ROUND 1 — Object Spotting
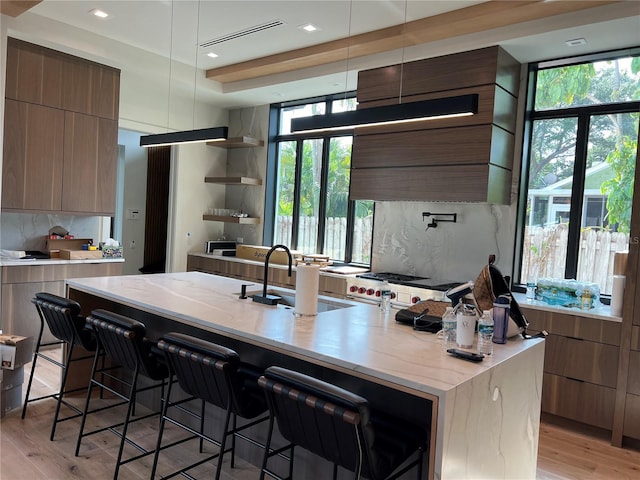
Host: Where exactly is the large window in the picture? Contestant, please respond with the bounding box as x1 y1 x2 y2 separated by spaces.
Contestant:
267 94 373 264
517 49 640 295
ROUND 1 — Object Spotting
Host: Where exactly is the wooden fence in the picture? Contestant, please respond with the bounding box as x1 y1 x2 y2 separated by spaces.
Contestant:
275 215 373 263
521 224 629 294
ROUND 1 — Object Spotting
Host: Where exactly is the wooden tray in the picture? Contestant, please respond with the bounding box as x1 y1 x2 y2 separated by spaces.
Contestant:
59 249 103 260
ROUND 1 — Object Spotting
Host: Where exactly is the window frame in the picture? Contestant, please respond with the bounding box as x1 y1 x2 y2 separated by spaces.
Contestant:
264 92 372 265
514 48 640 291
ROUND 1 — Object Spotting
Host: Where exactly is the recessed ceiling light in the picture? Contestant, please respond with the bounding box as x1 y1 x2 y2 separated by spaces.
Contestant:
89 8 109 19
565 38 587 47
299 23 321 33
207 52 219 59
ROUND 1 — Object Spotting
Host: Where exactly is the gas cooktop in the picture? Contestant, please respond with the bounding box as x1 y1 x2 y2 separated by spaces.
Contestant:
356 272 462 292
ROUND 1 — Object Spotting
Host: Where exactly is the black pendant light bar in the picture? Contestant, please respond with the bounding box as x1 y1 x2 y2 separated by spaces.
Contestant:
140 126 229 147
290 94 479 134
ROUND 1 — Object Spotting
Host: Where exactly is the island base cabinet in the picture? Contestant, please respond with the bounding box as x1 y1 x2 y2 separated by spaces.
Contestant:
542 373 616 430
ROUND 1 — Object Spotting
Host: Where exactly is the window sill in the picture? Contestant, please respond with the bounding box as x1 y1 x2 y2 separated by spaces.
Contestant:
515 292 621 323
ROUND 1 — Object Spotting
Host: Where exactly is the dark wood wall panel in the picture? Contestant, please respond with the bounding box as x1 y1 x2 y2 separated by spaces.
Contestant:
142 146 171 273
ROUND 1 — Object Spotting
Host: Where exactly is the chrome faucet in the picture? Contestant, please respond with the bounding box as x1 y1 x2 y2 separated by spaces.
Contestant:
251 244 293 305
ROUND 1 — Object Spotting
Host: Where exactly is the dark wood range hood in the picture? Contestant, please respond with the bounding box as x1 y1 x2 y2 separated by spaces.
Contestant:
350 46 520 205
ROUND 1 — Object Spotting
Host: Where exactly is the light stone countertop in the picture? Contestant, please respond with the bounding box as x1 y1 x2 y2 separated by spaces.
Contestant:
65 271 545 479
0 257 125 267
66 271 540 397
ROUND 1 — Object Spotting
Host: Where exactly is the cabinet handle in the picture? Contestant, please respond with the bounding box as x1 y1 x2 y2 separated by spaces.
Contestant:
566 336 584 341
566 376 585 383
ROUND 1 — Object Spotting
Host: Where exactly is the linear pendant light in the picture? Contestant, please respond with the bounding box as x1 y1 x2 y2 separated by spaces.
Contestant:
139 126 228 147
290 94 479 134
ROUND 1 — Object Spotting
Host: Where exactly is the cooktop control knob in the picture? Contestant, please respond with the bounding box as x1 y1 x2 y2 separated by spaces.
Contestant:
349 285 358 293
366 288 375 296
375 290 381 297
391 292 397 299
358 287 366 294
411 296 421 304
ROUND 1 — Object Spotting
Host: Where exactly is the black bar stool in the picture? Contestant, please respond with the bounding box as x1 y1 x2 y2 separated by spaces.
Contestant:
22 292 98 440
258 366 428 480
74 309 169 479
151 332 269 480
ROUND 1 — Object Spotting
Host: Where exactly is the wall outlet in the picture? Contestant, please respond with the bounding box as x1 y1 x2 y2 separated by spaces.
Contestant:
126 208 141 220
237 237 243 244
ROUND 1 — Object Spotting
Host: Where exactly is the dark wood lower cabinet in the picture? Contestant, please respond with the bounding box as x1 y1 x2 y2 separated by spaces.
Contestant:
623 394 640 439
542 373 617 430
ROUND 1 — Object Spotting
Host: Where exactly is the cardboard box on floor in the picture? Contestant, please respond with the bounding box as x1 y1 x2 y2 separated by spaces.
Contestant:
0 334 33 370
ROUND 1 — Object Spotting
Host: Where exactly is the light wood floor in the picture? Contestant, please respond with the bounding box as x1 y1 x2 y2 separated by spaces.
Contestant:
2 348 639 479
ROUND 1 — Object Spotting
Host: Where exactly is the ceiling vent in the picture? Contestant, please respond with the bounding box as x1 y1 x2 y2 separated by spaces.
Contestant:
199 20 286 48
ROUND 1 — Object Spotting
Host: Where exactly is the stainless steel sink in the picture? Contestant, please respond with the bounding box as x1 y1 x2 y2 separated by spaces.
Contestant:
242 289 356 312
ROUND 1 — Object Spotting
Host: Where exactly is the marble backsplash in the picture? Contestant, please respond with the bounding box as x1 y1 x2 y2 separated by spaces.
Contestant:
371 201 516 283
0 213 103 252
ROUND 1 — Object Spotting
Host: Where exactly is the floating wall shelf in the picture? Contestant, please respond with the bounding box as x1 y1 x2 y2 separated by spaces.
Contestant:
206 136 264 149
202 215 261 224
204 176 262 186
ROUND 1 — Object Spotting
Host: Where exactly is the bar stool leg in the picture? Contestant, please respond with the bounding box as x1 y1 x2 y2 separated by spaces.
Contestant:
214 406 233 480
49 342 75 440
113 367 141 480
230 413 237 468
21 324 46 420
150 372 175 480
75 347 102 457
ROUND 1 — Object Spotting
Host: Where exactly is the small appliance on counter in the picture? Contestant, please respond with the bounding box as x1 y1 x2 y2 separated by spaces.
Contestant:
204 240 237 256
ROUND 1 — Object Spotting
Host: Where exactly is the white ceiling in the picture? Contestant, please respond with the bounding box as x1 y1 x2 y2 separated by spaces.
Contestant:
17 1 640 109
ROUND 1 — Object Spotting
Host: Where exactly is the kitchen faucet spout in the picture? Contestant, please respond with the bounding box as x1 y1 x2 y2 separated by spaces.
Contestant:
251 244 293 305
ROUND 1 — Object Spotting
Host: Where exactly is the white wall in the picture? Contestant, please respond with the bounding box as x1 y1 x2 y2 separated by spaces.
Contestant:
117 129 147 275
166 140 228 273
224 105 270 246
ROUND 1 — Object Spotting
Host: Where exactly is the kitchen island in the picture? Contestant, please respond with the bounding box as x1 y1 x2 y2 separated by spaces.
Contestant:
66 271 544 480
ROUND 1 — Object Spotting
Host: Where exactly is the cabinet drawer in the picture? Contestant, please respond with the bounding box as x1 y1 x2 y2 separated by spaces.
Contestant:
542 373 616 429
627 351 640 396
544 335 618 387
632 325 640 351
623 394 640 440
521 306 621 346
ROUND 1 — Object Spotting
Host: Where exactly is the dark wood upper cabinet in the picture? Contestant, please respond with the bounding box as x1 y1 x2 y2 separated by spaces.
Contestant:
351 46 520 204
1 99 64 211
5 37 63 108
2 37 120 215
5 37 120 121
62 112 117 214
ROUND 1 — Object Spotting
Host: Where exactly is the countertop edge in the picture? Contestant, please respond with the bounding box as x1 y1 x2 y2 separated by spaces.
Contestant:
0 257 125 267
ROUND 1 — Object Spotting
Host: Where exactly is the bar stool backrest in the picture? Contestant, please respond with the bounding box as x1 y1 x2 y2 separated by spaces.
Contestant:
157 332 241 411
32 292 94 349
259 366 375 477
87 309 166 381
